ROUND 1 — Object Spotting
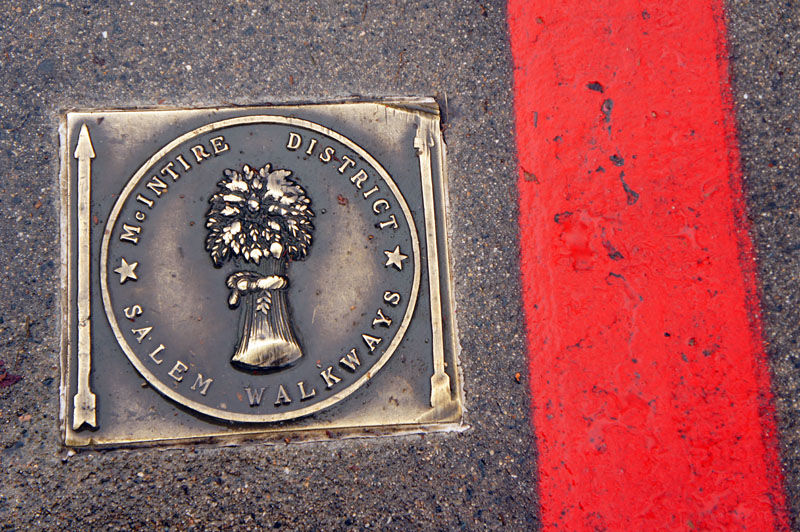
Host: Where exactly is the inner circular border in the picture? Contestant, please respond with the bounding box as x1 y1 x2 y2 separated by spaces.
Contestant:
100 115 421 422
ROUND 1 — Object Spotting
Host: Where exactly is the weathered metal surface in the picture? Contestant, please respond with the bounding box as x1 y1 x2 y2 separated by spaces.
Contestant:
60 100 462 446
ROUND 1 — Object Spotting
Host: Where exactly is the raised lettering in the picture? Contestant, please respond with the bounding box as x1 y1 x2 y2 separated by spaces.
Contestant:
131 326 152 343
190 144 211 163
319 146 335 163
210 136 229 155
383 291 401 306
244 386 266 406
274 384 292 406
339 348 361 372
175 154 191 170
160 161 180 181
120 223 142 244
168 360 188 382
146 175 168 197
320 366 342 389
148 344 165 365
297 381 316 400
286 132 302 150
135 210 146 222
349 169 369 189
191 374 213 395
123 304 143 319
338 155 356 173
372 199 390 214
362 185 380 199
362 334 382 352
361 334 382 353
378 214 399 230
372 308 392 328
136 194 154 208
305 137 318 155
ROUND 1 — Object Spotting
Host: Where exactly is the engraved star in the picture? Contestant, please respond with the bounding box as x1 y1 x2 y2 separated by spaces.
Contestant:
114 257 139 284
383 245 408 271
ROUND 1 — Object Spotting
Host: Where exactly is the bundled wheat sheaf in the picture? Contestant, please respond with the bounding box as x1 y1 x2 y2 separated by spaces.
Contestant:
205 163 314 267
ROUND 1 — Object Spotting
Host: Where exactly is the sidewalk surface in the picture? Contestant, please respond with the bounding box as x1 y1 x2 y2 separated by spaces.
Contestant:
0 1 799 531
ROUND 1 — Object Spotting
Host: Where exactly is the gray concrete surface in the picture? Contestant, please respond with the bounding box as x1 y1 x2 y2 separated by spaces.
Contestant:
728 1 800 528
0 1 537 530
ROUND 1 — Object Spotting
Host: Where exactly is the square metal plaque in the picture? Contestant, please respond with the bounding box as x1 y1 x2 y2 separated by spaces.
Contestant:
59 99 463 447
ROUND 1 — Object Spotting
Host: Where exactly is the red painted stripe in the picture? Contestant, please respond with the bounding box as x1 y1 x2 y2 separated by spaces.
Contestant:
508 1 789 530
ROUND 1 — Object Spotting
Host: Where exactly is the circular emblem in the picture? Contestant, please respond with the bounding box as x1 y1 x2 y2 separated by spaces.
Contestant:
100 116 420 422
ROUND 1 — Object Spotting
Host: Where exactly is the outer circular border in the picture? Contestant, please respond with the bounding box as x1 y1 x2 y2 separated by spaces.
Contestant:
100 115 421 422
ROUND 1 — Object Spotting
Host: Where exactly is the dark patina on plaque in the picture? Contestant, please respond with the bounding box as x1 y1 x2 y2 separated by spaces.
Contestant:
60 100 463 446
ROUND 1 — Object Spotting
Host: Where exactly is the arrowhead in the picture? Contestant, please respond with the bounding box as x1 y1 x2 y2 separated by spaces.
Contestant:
72 391 97 430
74 123 95 160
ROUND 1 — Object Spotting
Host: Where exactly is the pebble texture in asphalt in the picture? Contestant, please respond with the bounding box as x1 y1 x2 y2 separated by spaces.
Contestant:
728 1 800 527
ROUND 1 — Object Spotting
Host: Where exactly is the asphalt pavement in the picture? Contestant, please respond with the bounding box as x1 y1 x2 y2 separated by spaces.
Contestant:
0 1 537 530
728 0 800 527
0 0 799 530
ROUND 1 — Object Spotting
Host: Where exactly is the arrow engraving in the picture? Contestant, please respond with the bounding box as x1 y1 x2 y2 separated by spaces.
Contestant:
73 123 97 430
415 116 460 422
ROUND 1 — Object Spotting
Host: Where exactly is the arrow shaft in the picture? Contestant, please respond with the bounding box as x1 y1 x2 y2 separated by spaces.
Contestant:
416 118 450 405
73 126 97 430
77 157 91 380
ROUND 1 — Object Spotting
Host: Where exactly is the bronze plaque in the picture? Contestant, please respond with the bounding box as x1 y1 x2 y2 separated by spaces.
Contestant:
59 100 463 446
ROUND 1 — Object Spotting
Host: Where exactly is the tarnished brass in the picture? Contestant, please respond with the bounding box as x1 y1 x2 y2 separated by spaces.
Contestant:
60 100 463 447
